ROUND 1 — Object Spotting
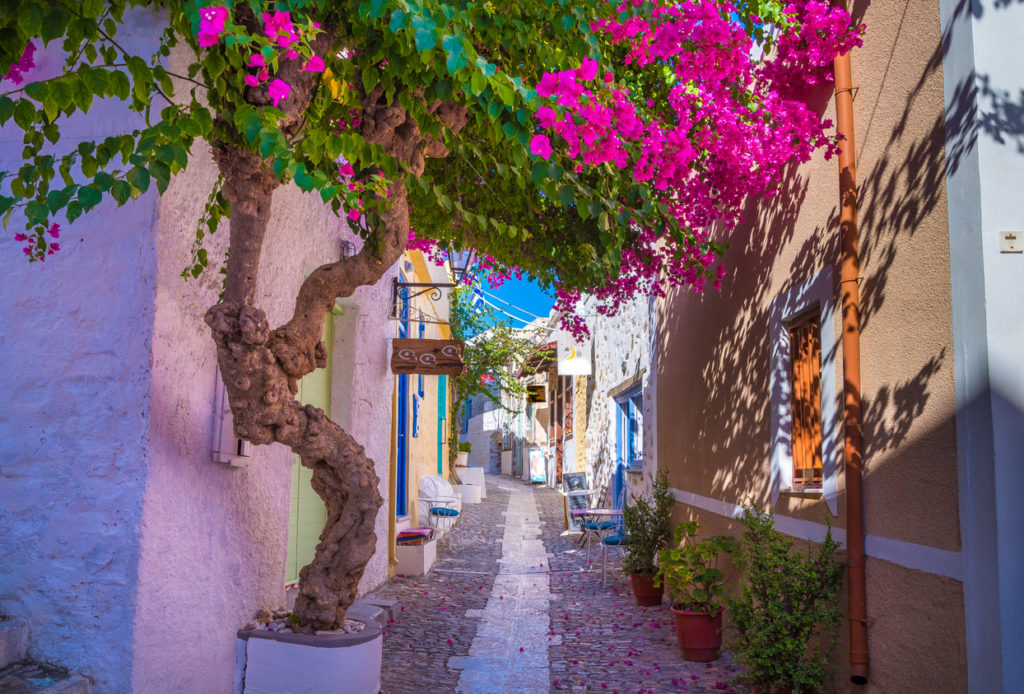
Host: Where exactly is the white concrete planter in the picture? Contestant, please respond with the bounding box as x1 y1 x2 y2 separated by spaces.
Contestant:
455 451 469 466
500 451 513 476
454 484 482 504
236 621 382 694
455 466 486 497
395 538 437 576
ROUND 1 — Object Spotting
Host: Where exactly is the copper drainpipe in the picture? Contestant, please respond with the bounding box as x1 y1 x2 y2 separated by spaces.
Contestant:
834 35 869 685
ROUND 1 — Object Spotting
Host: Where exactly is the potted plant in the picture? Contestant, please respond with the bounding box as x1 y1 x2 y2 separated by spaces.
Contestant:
725 507 844 694
455 440 472 467
620 473 674 606
655 521 736 661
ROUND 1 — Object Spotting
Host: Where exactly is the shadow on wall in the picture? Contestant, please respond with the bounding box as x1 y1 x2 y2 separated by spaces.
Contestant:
653 0 1024 506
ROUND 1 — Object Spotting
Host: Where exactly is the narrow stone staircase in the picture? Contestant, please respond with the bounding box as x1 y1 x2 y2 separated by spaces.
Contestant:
0 619 90 694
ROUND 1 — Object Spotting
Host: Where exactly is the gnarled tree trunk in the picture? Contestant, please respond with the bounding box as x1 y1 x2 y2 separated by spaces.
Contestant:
203 87 467 630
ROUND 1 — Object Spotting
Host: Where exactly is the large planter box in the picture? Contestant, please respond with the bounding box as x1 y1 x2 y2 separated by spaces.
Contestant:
395 538 437 576
236 621 382 694
456 466 486 497
454 484 482 504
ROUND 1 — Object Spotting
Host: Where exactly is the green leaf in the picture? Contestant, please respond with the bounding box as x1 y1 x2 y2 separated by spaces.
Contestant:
442 35 466 75
389 10 406 32
557 184 574 208
0 97 14 124
81 0 105 18
127 167 150 194
110 179 131 205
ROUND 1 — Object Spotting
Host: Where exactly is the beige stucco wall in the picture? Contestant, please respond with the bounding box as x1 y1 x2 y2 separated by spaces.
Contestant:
656 0 964 689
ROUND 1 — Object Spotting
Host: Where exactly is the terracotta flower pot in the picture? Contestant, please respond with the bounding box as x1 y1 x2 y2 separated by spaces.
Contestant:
629 573 664 606
670 604 723 662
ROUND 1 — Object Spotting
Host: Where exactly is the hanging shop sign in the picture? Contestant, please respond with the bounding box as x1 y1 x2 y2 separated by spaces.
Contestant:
390 339 465 376
557 330 592 375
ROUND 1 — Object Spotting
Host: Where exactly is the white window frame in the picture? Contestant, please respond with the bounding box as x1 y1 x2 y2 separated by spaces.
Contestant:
768 266 839 515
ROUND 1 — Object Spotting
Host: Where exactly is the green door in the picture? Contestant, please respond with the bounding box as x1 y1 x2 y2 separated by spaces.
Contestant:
285 319 332 586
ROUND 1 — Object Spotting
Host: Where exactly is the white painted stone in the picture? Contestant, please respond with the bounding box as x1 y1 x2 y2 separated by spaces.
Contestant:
239 629 382 694
456 466 486 497
395 539 437 577
455 484 483 504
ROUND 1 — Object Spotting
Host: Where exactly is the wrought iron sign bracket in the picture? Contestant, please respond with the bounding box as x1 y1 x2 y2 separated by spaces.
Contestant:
391 277 456 320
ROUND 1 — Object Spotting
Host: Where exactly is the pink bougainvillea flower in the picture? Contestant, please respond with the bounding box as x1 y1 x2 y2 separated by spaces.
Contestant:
243 75 260 87
347 208 361 222
2 41 35 85
530 134 552 160
578 56 599 82
257 68 269 82
339 162 354 177
197 5 229 47
47 223 59 239
536 72 559 98
262 10 298 48
534 106 558 130
247 53 265 68
302 56 325 72
267 78 291 106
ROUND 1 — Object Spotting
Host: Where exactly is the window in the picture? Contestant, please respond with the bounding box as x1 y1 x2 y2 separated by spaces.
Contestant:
616 389 643 471
788 311 823 488
768 267 839 514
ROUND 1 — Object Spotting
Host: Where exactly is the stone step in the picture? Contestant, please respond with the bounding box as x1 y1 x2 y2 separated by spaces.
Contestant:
0 621 27 670
0 661 90 694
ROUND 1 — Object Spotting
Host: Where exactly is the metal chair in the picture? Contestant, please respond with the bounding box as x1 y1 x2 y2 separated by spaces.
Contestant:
417 475 462 549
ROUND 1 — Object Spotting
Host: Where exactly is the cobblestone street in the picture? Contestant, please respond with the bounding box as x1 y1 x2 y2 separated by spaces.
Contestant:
374 475 741 693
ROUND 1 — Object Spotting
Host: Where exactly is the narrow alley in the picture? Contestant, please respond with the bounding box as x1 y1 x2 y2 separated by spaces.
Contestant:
374 476 740 693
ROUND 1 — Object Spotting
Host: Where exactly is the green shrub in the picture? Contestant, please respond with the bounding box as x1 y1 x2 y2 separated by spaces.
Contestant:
457 441 472 454
655 522 735 613
620 472 674 575
726 507 844 693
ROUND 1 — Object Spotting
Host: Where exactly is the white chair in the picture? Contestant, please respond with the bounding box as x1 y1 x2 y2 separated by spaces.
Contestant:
418 475 462 549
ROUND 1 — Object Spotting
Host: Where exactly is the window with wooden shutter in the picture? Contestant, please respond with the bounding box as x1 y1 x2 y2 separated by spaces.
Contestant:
788 311 823 488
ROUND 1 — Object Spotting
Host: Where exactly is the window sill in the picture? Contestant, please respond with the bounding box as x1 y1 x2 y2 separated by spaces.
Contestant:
626 467 644 476
780 487 823 499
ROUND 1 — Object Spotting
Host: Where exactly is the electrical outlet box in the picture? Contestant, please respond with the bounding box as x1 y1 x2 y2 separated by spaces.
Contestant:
999 230 1022 253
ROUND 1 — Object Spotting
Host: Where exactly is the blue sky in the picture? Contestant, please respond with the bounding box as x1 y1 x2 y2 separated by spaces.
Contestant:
477 274 555 327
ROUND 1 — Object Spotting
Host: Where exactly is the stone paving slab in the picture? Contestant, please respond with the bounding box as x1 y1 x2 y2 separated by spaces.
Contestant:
374 477 745 693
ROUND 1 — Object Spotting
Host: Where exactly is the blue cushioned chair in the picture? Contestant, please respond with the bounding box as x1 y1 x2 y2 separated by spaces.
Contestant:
418 475 462 549
601 532 630 586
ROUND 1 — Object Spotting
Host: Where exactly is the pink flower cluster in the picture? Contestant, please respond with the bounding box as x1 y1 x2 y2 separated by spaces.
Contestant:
14 223 60 262
2 41 36 85
196 5 325 107
528 0 861 339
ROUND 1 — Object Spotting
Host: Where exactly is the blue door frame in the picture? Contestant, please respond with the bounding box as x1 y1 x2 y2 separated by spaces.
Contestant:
396 281 410 517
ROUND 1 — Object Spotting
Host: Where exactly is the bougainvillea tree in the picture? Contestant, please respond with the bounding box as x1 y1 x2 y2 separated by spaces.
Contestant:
0 0 860 628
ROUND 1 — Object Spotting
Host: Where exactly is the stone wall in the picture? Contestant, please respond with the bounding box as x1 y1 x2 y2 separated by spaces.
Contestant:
582 295 658 505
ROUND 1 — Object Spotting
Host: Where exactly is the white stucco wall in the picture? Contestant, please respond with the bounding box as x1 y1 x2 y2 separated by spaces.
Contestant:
0 9 396 691
582 295 658 504
464 397 502 473
940 0 1024 689
0 11 164 692
132 150 395 692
